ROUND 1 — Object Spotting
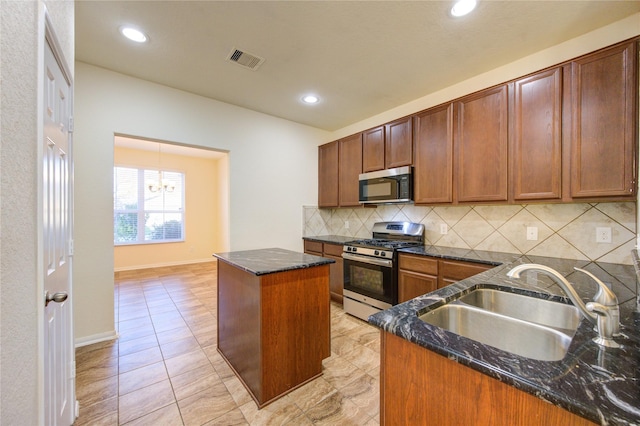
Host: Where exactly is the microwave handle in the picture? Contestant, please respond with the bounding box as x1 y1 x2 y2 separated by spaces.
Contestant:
342 252 393 268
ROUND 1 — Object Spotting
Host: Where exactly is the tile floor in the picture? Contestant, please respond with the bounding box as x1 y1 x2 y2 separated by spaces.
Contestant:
75 262 381 425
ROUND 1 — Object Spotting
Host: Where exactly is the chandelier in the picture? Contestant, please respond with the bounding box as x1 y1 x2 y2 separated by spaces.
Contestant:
146 143 175 193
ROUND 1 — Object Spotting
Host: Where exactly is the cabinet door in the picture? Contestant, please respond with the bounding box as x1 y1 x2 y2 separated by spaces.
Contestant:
454 85 509 202
570 41 637 198
513 68 563 200
339 133 363 206
362 126 385 172
385 116 413 169
414 104 454 204
323 243 344 303
398 270 438 303
318 141 339 207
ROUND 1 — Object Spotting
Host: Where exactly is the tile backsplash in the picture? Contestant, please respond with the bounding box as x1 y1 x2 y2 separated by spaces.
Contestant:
303 202 637 265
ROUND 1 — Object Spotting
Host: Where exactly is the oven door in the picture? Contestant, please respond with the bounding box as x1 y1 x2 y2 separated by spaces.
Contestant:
342 252 396 305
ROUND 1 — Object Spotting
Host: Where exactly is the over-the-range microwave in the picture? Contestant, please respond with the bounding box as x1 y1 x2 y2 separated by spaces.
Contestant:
359 166 412 204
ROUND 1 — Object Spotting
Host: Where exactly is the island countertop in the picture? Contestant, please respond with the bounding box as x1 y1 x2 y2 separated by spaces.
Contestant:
213 247 335 276
370 253 640 425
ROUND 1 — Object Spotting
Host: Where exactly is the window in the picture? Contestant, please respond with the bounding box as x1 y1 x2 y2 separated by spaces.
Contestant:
114 166 185 245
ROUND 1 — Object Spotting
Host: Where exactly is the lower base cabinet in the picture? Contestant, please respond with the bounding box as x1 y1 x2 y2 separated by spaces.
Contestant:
304 240 344 303
398 253 492 303
380 331 596 426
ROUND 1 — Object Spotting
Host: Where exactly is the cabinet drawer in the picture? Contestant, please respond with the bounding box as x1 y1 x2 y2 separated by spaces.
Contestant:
323 243 344 257
440 260 490 281
399 254 438 275
304 241 323 255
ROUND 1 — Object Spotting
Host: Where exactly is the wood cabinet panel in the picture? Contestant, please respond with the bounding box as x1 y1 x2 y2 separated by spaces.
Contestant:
304 241 344 304
513 67 563 200
440 259 491 282
381 331 597 426
455 85 509 202
399 254 438 275
318 141 339 207
303 240 323 255
398 269 438 303
570 41 637 198
362 126 385 172
385 116 413 169
413 104 454 204
338 133 363 206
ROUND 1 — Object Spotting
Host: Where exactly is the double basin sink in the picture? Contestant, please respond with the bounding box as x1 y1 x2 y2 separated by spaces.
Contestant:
419 288 582 361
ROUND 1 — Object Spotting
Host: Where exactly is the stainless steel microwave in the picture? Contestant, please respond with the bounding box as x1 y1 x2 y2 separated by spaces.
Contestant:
359 166 412 204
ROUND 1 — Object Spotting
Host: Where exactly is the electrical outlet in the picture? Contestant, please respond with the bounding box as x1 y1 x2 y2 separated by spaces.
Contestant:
440 224 448 235
526 226 538 241
344 220 349 229
596 227 611 243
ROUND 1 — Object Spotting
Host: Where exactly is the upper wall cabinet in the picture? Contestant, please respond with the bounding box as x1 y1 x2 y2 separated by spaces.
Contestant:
570 41 637 199
318 141 339 207
512 67 564 201
385 117 413 169
454 85 509 203
413 104 454 204
362 126 385 172
362 117 413 172
338 133 363 207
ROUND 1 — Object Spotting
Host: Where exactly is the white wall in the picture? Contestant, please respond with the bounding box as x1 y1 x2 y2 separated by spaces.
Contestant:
73 63 330 342
0 1 74 424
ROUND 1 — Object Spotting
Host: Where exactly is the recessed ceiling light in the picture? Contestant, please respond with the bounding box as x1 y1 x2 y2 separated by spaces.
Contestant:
451 0 477 17
302 95 320 104
119 26 148 43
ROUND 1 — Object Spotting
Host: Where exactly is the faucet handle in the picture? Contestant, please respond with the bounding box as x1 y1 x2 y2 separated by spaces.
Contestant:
573 267 618 306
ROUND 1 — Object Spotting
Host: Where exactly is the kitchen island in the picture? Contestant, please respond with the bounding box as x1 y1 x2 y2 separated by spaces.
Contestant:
213 248 334 408
370 249 640 425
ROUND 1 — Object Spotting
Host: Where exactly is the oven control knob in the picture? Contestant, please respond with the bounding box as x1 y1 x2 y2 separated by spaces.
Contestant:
381 252 386 257
374 250 380 256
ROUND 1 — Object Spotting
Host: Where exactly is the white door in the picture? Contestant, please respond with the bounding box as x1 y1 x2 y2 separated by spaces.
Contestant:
43 34 75 425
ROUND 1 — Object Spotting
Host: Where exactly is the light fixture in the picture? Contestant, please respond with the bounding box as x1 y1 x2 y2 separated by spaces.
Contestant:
451 0 477 17
146 144 175 193
119 25 148 43
302 94 320 104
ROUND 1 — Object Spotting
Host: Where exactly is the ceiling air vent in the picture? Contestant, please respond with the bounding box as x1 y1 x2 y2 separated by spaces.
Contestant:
226 48 265 71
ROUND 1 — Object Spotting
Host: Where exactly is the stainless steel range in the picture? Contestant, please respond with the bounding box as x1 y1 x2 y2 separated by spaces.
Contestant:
342 222 425 321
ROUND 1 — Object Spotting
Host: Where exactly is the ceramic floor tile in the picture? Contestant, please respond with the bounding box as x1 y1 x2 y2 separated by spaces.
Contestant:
118 379 176 424
75 262 380 425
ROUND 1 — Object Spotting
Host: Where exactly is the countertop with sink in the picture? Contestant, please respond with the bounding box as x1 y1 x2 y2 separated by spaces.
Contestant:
304 236 640 424
370 248 640 425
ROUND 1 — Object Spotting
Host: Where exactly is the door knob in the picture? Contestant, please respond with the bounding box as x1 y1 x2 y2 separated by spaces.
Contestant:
45 291 68 307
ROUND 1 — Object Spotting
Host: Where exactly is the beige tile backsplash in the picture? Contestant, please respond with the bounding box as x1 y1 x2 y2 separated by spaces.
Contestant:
303 202 637 265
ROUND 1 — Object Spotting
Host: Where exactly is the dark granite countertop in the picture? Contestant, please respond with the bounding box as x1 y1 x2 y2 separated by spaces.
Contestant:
213 247 334 276
370 252 640 425
302 235 356 245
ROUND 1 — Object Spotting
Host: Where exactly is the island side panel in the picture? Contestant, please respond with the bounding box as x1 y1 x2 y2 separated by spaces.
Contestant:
217 259 263 402
260 264 330 404
380 331 596 426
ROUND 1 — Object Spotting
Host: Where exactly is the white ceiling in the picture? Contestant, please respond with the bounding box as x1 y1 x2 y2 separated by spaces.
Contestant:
76 1 640 132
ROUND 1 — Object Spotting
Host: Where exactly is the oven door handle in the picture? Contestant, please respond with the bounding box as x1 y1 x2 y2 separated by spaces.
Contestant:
342 252 393 268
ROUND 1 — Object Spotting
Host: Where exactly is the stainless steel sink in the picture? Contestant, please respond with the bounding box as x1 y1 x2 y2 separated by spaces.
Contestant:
419 289 582 361
457 289 581 334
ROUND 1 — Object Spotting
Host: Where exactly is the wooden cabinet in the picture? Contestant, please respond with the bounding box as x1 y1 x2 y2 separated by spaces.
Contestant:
362 126 385 172
217 258 330 408
512 67 564 201
338 133 363 206
454 84 509 203
570 41 637 199
398 253 492 303
413 103 454 204
304 240 344 303
380 331 597 426
363 117 413 172
385 116 413 169
318 135 362 208
398 255 438 303
318 141 339 207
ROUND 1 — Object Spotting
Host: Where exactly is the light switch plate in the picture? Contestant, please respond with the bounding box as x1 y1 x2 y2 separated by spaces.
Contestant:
526 226 538 241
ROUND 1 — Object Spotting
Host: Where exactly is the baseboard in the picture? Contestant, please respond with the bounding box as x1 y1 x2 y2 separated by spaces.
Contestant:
74 330 118 348
114 258 216 272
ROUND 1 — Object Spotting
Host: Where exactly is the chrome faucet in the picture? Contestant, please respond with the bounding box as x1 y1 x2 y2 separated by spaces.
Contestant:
507 264 620 348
